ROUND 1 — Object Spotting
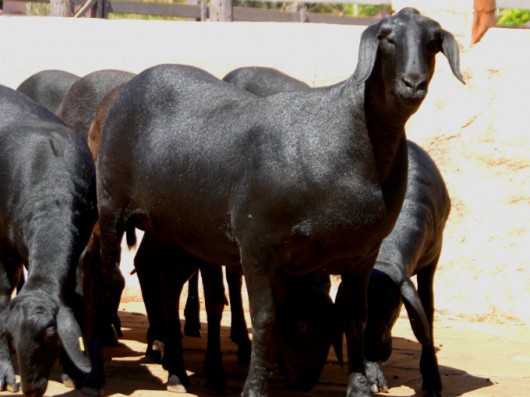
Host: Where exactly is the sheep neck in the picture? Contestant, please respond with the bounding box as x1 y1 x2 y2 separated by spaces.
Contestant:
23 274 62 297
362 77 418 183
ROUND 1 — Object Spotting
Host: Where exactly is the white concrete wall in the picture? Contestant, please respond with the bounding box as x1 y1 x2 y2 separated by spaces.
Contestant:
393 0 475 46
0 17 366 89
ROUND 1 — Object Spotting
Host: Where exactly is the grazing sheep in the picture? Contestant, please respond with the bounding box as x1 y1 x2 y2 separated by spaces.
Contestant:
266 272 337 391
82 83 130 346
96 8 463 397
16 69 80 113
75 80 133 349
0 84 97 397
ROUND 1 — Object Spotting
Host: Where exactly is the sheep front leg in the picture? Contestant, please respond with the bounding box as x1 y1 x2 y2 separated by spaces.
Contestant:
240 255 275 397
0 257 21 392
341 272 372 397
0 259 19 393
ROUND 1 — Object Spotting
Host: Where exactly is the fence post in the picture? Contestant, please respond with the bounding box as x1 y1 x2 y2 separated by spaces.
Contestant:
200 0 208 21
93 0 102 17
209 0 232 21
299 5 307 22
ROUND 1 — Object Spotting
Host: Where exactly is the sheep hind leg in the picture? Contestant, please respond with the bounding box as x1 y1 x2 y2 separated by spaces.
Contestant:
417 258 442 397
201 263 229 395
226 268 251 364
138 236 192 393
183 271 202 337
135 236 166 364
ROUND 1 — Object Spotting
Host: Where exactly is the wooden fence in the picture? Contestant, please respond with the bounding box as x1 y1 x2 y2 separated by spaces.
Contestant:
3 0 530 24
3 0 391 24
92 0 385 24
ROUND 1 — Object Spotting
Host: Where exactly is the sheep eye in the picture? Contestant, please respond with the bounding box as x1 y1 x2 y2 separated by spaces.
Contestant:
427 38 442 53
378 35 395 47
377 27 392 42
43 325 58 342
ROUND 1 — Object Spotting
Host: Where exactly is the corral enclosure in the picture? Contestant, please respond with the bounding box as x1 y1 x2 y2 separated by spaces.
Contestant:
0 16 529 396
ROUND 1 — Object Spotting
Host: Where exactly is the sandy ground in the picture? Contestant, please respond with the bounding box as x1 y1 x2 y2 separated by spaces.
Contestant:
15 299 529 397
0 15 529 397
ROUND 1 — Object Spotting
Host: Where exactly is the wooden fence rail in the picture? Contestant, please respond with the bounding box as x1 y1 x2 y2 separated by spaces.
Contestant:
3 0 393 23
3 0 530 24
102 0 382 23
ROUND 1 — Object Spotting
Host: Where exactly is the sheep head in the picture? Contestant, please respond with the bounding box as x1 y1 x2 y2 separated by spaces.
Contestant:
1 291 90 397
353 7 465 111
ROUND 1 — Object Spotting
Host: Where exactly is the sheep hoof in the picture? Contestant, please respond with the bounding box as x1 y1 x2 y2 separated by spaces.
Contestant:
166 375 187 393
81 386 103 396
61 373 76 389
369 383 389 393
422 390 442 397
346 373 371 397
6 382 20 393
184 324 201 338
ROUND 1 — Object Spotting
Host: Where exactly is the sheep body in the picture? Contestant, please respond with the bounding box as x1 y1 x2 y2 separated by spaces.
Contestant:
224 66 450 396
16 69 80 113
96 8 463 397
223 66 310 96
56 69 134 141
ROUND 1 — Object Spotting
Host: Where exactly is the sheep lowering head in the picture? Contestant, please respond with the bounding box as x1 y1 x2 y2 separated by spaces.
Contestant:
95 7 463 397
0 84 96 397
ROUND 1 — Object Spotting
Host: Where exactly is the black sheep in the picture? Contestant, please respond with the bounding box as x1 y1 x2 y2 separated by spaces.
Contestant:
16 69 80 113
223 66 451 396
0 84 97 397
362 140 450 396
96 8 463 397
56 69 134 141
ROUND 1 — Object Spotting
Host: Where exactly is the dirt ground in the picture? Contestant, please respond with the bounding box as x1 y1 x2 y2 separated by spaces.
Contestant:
0 15 529 397
26 297 528 397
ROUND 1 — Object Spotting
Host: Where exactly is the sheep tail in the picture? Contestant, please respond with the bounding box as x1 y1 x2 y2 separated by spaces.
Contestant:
125 225 137 249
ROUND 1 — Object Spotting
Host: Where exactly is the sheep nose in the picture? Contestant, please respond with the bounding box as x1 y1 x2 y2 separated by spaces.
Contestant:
401 74 427 92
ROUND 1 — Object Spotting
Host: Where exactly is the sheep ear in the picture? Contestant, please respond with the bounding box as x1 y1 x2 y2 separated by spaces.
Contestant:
440 30 466 85
352 21 384 85
400 280 432 346
57 306 92 374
